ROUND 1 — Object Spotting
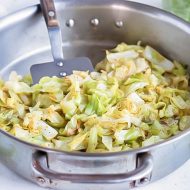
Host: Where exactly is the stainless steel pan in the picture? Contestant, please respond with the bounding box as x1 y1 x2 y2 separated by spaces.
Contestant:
0 1 190 189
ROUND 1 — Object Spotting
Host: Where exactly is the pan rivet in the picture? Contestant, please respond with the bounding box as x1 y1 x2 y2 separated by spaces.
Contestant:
48 11 55 17
57 62 64 67
60 72 67 77
36 177 46 184
140 177 149 185
66 19 75 27
115 21 123 28
90 18 99 26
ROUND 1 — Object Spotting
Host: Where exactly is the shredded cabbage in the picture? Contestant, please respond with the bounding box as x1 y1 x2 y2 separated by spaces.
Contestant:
0 42 190 152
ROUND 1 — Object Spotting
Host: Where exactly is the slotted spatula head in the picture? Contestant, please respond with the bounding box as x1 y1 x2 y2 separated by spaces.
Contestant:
30 0 94 84
31 57 94 84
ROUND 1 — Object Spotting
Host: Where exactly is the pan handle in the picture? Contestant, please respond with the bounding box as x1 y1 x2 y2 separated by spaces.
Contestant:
32 152 153 185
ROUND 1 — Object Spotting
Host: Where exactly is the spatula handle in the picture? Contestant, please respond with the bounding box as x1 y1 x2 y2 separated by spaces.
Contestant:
40 0 59 28
40 0 64 65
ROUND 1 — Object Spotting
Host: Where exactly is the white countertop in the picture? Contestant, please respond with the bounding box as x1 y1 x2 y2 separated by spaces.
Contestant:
1 0 190 190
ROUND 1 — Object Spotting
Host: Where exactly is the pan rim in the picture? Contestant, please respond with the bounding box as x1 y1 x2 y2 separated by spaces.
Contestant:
1 0 190 157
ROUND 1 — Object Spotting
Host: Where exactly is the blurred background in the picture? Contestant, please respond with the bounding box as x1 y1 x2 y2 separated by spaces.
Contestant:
132 0 190 22
163 0 190 22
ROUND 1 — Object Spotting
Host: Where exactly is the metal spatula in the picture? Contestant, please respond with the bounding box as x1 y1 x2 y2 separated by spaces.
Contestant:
30 0 94 84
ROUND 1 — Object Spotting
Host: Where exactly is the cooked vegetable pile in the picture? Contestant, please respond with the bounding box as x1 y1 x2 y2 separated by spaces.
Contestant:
0 43 190 152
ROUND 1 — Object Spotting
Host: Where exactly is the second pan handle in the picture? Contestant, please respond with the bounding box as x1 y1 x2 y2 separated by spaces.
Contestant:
32 152 153 185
